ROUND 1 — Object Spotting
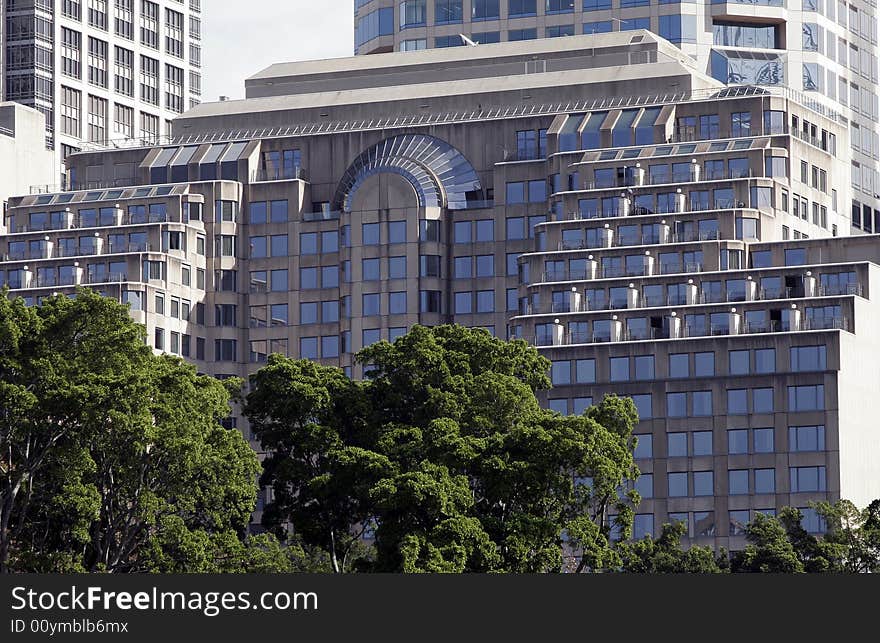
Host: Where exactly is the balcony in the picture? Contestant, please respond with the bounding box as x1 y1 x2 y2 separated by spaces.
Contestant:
251 166 308 182
302 210 342 222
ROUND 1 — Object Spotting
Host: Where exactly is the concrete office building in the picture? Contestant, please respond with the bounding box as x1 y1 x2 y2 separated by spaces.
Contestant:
0 101 56 206
1 0 202 182
1 34 878 546
354 0 880 234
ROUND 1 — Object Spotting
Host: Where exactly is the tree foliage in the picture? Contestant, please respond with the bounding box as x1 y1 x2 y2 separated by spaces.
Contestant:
0 289 290 573
732 502 880 573
246 325 641 572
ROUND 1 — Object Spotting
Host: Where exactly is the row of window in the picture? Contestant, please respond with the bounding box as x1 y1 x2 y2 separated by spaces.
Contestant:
550 347 825 388
630 466 827 500
60 86 179 145
60 1 197 60
629 426 826 459
629 505 826 540
546 384 825 418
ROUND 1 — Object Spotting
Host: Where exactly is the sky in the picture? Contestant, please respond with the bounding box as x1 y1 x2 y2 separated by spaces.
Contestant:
202 1 354 102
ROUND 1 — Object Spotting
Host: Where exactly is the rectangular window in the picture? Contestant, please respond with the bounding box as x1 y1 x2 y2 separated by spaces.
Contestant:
729 470 749 495
788 385 824 411
693 471 714 497
789 425 826 452
728 429 749 455
114 46 134 96
87 37 108 88
87 95 107 143
790 345 826 372
790 466 826 492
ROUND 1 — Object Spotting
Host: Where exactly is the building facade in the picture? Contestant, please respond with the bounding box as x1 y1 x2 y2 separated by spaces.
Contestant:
0 101 56 207
1 34 878 547
1 0 202 182
354 0 880 236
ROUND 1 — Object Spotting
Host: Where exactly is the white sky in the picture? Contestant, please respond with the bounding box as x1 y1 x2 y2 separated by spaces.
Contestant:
202 0 354 102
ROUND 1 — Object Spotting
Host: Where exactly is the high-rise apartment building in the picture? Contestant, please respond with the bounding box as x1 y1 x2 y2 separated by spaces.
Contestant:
2 34 879 547
354 0 880 235
1 0 202 181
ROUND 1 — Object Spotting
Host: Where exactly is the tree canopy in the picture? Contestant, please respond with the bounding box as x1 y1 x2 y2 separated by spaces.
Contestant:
245 324 641 573
0 288 291 573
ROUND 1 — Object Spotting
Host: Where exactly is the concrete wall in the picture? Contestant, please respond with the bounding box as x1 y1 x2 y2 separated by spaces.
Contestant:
836 264 880 509
0 103 55 210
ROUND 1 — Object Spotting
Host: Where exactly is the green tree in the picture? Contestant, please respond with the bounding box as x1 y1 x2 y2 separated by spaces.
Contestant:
244 357 391 573
247 325 640 573
617 521 727 573
1 289 266 573
732 512 805 573
813 499 880 573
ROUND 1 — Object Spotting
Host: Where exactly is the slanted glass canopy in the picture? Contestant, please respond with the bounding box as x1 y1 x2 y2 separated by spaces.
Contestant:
334 134 481 212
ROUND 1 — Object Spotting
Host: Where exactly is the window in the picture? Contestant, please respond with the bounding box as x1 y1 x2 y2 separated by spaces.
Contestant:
669 353 689 378
61 28 82 79
668 472 688 497
633 514 654 540
693 391 713 417
476 290 494 313
633 434 652 459
575 359 596 383
729 470 749 495
728 389 748 415
729 350 750 375
728 429 749 455
632 394 652 419
363 293 381 316
753 388 774 413
140 55 159 105
785 248 807 266
475 255 493 278
694 471 714 496
472 0 500 20
668 433 687 457
659 14 697 44
165 63 184 113
300 232 319 255
389 292 407 315
790 466 826 492
506 181 526 204
419 290 442 313
60 87 82 137
755 469 776 494
164 8 183 57
610 357 629 382
300 337 318 360
214 339 237 362
390 256 408 280
788 385 824 411
436 0 464 23
634 355 654 381
362 223 381 245
755 349 775 374
754 428 775 453
729 510 750 536
362 258 381 281
694 352 715 377
551 361 571 385
635 474 653 499
789 425 825 452
271 270 287 291
86 94 107 143
381 220 405 244
692 431 713 456
790 345 826 372
667 393 687 417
